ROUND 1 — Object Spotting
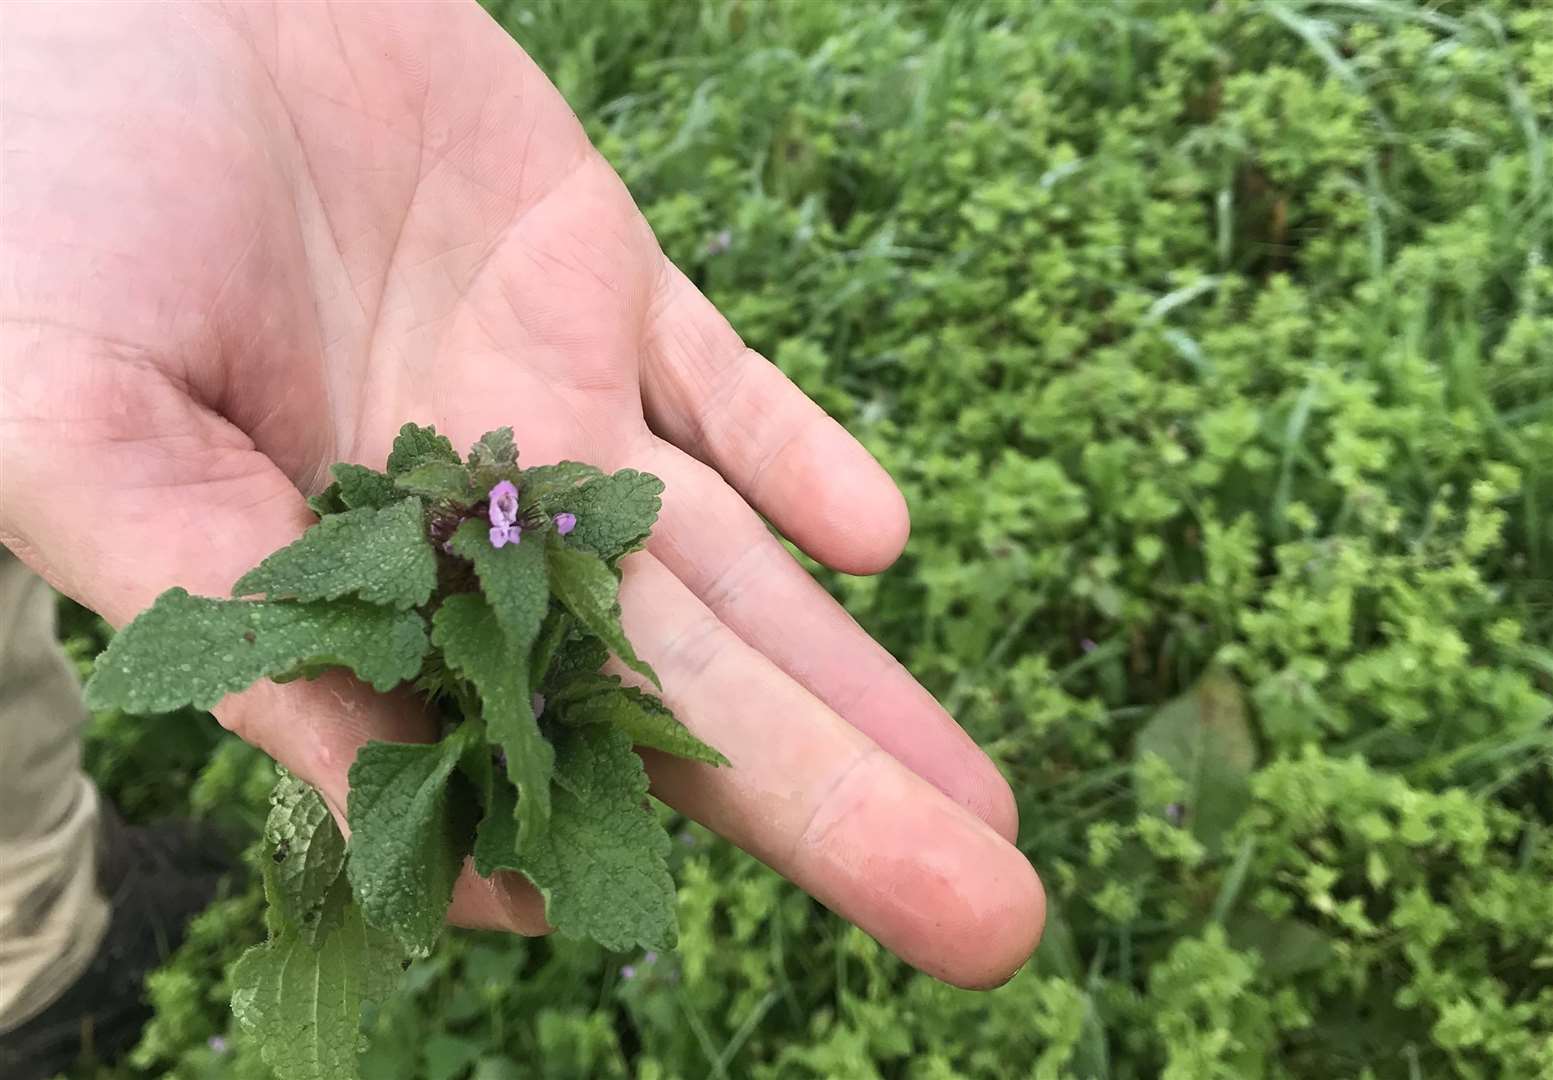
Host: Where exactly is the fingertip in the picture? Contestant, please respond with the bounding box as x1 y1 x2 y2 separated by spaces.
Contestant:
778 416 910 575
895 820 1045 990
798 750 1045 989
945 854 1046 990
842 453 912 575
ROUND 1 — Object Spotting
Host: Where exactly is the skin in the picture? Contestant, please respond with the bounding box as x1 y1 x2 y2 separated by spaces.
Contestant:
0 0 1043 988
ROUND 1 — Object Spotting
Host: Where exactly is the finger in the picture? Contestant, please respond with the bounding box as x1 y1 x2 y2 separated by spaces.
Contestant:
634 438 1019 841
0 355 547 934
640 262 909 575
616 553 1044 989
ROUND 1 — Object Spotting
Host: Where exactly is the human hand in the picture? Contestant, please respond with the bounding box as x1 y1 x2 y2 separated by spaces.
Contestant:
0 0 1042 987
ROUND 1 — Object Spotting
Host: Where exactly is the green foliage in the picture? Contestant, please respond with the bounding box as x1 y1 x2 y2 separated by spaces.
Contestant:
449 520 550 652
433 593 554 847
557 470 664 562
233 499 437 609
345 732 476 957
72 1 1553 1077
552 675 727 766
471 765 523 880
544 534 660 688
307 462 402 517
233 770 406 1080
1133 670 1256 853
542 632 613 693
231 895 404 1080
79 428 717 1079
385 422 461 477
332 464 401 512
262 776 347 943
83 590 429 710
486 725 679 953
394 463 478 506
305 487 343 518
466 426 521 492
518 461 608 515
467 428 518 472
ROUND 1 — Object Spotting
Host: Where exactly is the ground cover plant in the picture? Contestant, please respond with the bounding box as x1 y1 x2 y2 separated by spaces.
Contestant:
59 0 1552 1077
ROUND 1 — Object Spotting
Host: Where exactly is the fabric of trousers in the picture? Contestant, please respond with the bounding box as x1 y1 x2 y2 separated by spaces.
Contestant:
0 548 108 1033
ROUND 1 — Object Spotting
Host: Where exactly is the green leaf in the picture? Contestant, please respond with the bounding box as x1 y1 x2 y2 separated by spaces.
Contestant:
450 520 550 649
560 470 665 562
332 464 401 511
84 590 428 712
434 594 553 847
264 775 348 944
543 534 659 688
554 676 726 765
465 432 521 494
307 484 346 518
471 773 520 879
231 897 404 1080
488 725 677 952
1134 670 1257 853
345 732 476 955
541 632 611 692
395 461 476 506
302 464 397 518
457 721 495 795
232 499 436 610
468 427 517 471
1224 912 1335 979
518 461 606 515
528 609 570 689
386 422 460 477
466 427 520 491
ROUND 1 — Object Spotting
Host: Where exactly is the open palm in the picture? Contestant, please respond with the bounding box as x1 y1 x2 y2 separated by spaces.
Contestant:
1 1 1041 987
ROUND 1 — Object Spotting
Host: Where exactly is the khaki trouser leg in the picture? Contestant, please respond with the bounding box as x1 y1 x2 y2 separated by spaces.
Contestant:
0 549 108 1033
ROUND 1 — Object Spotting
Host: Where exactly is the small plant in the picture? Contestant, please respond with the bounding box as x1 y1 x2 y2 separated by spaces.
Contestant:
84 423 723 1080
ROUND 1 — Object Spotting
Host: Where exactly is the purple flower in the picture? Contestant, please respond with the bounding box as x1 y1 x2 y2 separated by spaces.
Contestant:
489 524 522 548
488 481 520 529
706 229 733 256
620 965 637 980
554 512 577 536
1080 638 1098 654
643 950 658 965
207 1036 229 1055
486 481 531 546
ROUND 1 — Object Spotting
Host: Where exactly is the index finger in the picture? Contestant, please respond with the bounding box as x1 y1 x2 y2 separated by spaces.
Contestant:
641 263 910 576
